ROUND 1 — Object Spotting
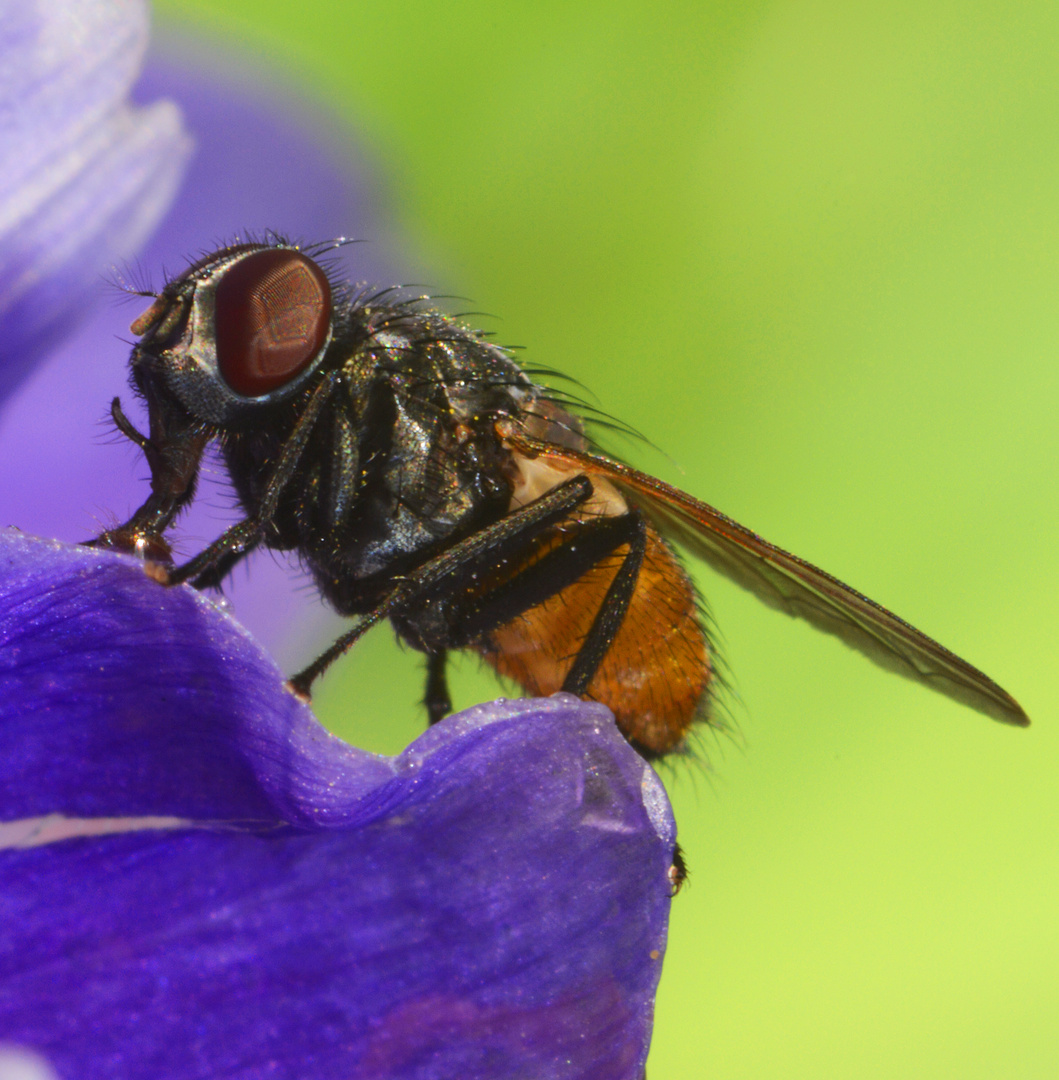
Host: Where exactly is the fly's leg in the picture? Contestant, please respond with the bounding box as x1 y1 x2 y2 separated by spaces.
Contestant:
104 394 262 589
87 397 209 559
288 475 595 698
669 843 688 895
425 651 452 725
444 510 647 694
166 371 338 587
189 540 262 591
559 514 646 694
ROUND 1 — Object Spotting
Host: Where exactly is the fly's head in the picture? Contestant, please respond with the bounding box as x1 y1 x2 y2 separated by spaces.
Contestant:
94 242 343 556
129 241 336 429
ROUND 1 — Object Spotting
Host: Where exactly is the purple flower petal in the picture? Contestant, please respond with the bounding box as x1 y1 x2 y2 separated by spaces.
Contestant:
0 1 191 394
0 532 675 1079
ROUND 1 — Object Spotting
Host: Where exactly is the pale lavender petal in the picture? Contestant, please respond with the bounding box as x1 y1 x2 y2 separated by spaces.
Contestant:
0 1 191 392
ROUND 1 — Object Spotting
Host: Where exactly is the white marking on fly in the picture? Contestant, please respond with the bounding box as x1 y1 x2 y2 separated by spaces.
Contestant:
507 450 628 519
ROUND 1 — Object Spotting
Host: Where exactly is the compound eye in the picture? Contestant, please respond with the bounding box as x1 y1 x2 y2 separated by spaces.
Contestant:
214 248 332 396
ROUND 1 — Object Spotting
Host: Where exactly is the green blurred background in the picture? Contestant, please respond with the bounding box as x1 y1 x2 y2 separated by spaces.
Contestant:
155 2 1057 1075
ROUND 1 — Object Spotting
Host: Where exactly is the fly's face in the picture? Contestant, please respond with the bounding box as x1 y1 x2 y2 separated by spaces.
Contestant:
129 243 335 426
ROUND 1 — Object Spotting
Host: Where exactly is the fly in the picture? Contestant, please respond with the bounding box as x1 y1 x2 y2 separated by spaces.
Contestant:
91 238 1029 757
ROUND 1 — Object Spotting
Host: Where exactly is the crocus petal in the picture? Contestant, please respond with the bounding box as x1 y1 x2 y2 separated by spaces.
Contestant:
0 532 675 1079
0 0 191 395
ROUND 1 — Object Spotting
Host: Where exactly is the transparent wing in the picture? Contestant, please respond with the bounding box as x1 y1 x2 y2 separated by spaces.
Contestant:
503 430 1028 727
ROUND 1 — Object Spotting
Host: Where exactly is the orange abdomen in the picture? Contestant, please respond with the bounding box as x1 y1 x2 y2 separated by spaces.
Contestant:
476 516 712 756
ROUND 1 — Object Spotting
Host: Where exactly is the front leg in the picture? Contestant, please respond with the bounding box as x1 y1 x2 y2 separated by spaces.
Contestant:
188 541 262 591
165 371 338 587
88 396 209 560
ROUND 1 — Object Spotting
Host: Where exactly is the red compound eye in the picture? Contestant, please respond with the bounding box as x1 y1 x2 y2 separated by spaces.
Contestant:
214 248 332 396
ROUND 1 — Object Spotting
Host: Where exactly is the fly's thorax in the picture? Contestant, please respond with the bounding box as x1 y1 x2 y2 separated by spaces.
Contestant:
514 395 588 452
348 304 537 423
288 338 522 599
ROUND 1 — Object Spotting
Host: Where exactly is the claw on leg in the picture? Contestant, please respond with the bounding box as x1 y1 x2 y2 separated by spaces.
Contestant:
86 526 173 566
285 678 313 704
